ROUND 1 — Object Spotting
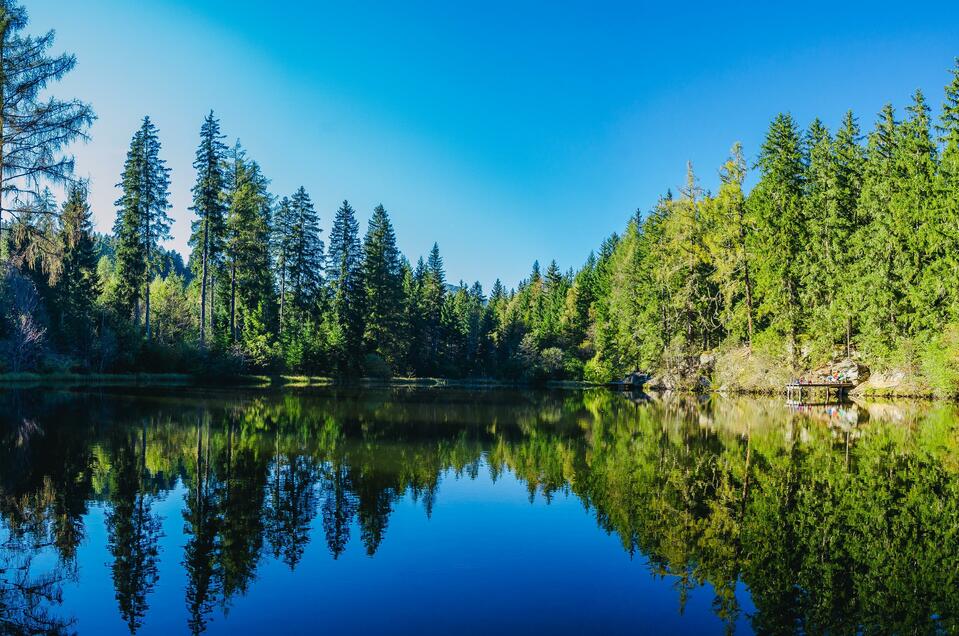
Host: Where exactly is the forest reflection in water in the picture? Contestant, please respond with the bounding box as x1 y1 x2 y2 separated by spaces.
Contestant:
1 387 958 635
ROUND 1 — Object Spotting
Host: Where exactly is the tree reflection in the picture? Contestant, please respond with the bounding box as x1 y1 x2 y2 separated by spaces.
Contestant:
2 388 959 633
105 421 162 634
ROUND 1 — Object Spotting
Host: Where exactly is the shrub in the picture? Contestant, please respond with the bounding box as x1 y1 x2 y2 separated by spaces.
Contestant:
921 325 959 397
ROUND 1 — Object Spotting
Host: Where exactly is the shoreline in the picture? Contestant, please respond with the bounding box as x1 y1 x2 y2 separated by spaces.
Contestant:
0 371 953 401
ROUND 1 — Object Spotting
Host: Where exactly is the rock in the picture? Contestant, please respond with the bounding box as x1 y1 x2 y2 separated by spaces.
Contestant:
646 355 713 392
622 371 650 387
806 358 870 385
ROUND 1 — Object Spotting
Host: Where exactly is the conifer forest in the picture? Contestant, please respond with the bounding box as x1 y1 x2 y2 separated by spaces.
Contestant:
2 1 959 393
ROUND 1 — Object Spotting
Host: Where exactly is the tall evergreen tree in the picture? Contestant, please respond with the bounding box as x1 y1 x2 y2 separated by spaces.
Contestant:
327 200 364 368
749 113 806 359
286 186 324 315
189 111 227 347
55 183 99 347
703 143 754 345
361 204 405 369
938 59 959 319
0 1 94 250
224 153 274 344
112 117 172 336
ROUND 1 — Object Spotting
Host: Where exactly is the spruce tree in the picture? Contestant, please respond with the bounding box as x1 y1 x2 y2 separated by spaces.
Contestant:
894 90 939 334
327 200 364 367
938 59 959 319
703 143 754 345
361 204 405 369
287 186 324 314
852 104 901 355
55 183 99 346
189 111 227 347
112 117 172 335
272 196 295 330
749 113 806 359
422 242 446 366
225 155 274 344
0 1 94 248
832 111 866 354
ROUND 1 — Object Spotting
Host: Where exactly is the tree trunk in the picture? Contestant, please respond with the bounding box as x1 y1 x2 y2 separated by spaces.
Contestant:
845 316 851 358
199 218 208 347
230 261 236 343
210 272 216 343
279 265 286 332
144 208 151 341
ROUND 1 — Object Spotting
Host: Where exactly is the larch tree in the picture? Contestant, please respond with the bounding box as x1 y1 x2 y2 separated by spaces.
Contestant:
0 0 94 253
189 111 227 347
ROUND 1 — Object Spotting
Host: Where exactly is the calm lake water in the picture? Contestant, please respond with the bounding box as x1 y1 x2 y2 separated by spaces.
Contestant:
1 387 957 635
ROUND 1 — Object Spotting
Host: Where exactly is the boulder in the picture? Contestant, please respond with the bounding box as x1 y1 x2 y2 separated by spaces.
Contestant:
806 358 870 385
622 371 650 387
646 355 713 392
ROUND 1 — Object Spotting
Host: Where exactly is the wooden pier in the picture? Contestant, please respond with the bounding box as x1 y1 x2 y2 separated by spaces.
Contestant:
785 382 855 403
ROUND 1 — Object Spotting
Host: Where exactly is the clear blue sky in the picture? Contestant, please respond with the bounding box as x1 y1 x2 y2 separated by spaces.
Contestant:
31 0 959 289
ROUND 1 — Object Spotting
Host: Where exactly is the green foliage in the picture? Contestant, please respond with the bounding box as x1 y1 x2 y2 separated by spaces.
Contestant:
921 324 959 397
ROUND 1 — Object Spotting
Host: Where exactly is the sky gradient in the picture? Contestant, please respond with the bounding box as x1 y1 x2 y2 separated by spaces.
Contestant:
29 0 959 288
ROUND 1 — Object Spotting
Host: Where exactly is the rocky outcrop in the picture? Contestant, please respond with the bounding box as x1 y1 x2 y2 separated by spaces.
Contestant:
646 353 715 392
804 358 870 384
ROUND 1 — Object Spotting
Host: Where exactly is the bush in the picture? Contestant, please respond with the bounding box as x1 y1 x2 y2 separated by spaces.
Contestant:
362 353 392 379
921 325 959 397
583 354 614 384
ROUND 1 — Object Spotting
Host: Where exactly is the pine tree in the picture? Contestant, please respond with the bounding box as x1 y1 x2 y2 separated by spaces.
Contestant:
112 117 171 335
327 200 364 368
287 186 324 314
272 196 295 330
938 59 959 319
703 143 754 345
225 154 274 344
748 113 806 359
189 111 227 347
894 91 940 335
832 111 866 354
422 242 446 367
0 1 94 249
55 183 99 347
361 204 405 369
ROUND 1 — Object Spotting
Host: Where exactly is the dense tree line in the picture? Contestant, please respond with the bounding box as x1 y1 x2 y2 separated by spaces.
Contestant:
1 0 958 385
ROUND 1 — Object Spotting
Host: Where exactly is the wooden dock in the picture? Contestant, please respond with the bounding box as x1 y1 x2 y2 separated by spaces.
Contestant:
785 381 855 402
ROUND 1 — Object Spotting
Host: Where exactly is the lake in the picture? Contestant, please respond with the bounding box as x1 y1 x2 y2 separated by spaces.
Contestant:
1 387 957 635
